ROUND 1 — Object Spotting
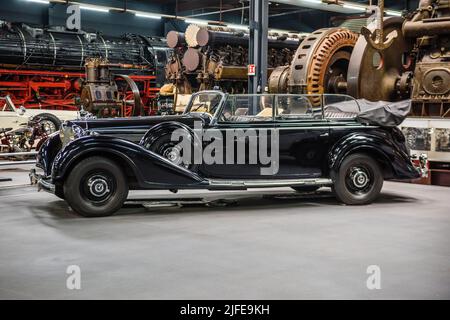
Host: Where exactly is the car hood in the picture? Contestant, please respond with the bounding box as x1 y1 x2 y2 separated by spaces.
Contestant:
69 113 212 133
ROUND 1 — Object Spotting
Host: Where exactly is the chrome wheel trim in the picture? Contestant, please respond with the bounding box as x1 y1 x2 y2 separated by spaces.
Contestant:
39 120 57 134
159 143 190 169
345 165 374 195
87 176 110 198
80 172 116 204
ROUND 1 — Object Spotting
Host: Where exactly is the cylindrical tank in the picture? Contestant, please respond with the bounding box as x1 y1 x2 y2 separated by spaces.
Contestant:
0 22 168 70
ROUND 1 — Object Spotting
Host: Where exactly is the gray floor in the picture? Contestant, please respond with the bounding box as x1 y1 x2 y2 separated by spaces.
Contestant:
0 165 449 299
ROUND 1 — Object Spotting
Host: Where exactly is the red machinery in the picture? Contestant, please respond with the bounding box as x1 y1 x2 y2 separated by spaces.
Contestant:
0 21 170 115
0 69 159 114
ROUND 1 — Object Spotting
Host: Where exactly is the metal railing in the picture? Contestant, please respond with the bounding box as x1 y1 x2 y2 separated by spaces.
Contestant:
0 151 37 166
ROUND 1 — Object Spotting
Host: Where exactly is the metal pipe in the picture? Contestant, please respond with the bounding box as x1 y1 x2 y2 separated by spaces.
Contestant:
195 27 300 49
0 151 37 157
166 31 186 48
0 160 36 166
403 18 450 37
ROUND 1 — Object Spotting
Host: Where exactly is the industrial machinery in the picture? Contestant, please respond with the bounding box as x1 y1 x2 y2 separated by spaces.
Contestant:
269 28 359 107
269 0 449 116
267 0 450 185
79 58 143 117
0 21 171 114
164 24 304 96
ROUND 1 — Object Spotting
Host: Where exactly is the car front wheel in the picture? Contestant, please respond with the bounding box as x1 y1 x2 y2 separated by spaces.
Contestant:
64 156 129 217
333 153 383 205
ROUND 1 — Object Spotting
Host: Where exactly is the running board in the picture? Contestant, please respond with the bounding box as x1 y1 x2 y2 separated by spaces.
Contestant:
207 178 333 189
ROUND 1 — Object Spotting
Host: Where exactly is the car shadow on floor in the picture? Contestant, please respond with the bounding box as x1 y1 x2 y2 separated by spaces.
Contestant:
30 189 420 221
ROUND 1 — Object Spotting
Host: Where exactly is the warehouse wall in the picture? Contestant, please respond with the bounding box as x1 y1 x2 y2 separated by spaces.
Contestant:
0 0 169 37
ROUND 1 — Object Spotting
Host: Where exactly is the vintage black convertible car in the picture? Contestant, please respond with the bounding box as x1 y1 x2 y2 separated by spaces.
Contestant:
30 91 426 217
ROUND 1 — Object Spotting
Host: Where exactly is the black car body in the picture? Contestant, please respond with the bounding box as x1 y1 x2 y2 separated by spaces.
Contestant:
31 91 426 217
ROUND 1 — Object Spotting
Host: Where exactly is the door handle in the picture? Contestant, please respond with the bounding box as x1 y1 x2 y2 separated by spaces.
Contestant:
320 132 329 137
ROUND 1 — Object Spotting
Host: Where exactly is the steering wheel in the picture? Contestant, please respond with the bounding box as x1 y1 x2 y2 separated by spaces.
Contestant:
189 103 207 113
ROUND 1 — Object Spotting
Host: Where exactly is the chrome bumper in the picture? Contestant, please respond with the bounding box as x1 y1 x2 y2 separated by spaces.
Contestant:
412 153 429 178
29 168 55 193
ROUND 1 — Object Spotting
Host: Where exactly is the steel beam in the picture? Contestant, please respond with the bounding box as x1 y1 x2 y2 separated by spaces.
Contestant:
248 0 269 97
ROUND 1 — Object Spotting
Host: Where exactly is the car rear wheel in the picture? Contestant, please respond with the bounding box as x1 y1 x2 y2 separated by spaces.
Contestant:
64 156 128 217
333 153 383 205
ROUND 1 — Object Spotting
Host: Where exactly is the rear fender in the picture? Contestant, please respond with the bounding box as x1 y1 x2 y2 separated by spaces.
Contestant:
328 131 418 179
52 135 206 188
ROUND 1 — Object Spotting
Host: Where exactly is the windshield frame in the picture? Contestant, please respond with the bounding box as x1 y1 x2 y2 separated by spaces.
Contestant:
183 90 227 123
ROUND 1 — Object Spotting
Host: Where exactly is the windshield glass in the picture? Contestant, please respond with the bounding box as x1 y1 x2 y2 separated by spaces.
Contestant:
184 92 224 116
217 93 360 122
219 94 275 122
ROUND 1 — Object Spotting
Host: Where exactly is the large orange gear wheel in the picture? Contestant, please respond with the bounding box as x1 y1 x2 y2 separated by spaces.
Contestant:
288 28 358 106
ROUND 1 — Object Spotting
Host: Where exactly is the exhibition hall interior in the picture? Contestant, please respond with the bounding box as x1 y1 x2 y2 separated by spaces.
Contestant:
0 0 449 301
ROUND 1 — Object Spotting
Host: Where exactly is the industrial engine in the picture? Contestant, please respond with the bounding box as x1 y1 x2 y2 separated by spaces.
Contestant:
0 20 171 113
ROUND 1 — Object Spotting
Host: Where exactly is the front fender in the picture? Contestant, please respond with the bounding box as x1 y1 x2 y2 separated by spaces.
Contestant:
52 135 207 188
329 131 419 179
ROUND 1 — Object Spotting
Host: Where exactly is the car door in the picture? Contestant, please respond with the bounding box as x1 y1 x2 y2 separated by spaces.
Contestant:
198 94 279 179
274 95 331 179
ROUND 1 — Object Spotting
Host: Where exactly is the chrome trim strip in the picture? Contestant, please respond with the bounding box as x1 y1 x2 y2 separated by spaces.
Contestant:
208 178 333 188
48 32 57 66
77 35 84 67
99 35 108 59
16 28 26 60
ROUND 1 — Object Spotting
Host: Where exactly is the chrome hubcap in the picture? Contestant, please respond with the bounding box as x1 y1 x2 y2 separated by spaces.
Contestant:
351 169 369 188
165 148 180 163
40 120 56 134
87 177 110 198
81 172 115 204
346 166 373 195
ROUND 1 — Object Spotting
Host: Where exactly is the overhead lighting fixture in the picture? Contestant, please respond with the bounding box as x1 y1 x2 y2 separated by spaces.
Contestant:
135 13 161 20
302 0 322 4
269 29 289 34
26 0 49 4
342 4 366 12
386 10 402 17
80 5 109 13
184 19 208 25
227 24 249 31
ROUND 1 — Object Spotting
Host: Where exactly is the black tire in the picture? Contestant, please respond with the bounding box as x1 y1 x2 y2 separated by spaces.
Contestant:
63 156 128 217
36 113 62 134
333 153 383 205
291 186 320 193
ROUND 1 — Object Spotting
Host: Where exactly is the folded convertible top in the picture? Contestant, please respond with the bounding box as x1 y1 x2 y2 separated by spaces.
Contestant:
325 99 411 127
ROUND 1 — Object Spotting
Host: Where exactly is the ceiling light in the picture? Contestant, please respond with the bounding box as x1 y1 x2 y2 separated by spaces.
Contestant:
80 5 109 13
26 0 49 4
135 13 161 20
386 10 402 17
301 0 322 4
343 4 366 11
227 24 249 31
184 19 208 25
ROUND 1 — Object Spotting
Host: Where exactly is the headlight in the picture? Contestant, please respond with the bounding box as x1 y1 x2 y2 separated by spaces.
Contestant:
59 123 86 147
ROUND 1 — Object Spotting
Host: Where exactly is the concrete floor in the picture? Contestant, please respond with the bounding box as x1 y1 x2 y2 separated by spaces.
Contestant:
0 165 449 299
